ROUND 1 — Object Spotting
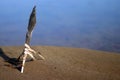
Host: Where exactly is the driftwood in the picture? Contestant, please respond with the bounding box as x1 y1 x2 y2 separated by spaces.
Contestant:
17 6 45 73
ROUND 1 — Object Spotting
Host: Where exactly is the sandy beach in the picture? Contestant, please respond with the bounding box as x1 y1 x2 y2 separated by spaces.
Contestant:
0 46 120 80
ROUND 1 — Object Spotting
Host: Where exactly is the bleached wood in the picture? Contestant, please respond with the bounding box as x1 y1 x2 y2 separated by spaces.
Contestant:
17 6 45 73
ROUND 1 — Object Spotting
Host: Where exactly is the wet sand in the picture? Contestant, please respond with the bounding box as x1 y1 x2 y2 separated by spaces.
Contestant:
0 46 120 80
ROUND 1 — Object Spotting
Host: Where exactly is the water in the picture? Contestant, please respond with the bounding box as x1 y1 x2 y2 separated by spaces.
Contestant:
0 0 120 53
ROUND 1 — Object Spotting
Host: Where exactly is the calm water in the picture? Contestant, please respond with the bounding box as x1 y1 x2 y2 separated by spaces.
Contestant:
0 0 120 53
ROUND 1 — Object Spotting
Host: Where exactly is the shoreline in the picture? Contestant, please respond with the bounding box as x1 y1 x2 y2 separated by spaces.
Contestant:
0 45 120 54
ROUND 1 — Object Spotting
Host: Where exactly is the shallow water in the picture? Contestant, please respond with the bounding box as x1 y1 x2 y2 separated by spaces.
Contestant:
0 0 120 53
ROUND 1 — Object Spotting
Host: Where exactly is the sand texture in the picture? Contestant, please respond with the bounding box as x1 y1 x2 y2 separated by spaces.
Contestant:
0 46 120 80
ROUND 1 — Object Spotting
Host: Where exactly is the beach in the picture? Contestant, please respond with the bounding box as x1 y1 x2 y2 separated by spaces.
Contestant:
0 46 120 80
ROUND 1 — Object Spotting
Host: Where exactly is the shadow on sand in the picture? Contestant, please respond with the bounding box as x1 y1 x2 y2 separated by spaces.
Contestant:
0 48 21 71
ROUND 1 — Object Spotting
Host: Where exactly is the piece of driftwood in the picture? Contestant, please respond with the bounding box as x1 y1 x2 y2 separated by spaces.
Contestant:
20 44 45 73
17 6 45 73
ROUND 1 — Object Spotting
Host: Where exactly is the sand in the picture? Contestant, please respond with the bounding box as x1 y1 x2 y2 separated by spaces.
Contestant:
0 46 120 80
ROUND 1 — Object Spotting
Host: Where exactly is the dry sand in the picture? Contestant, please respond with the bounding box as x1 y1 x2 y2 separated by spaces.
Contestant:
0 46 120 80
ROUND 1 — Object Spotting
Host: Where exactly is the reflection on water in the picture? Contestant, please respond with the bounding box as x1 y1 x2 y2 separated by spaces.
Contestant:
0 0 120 53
